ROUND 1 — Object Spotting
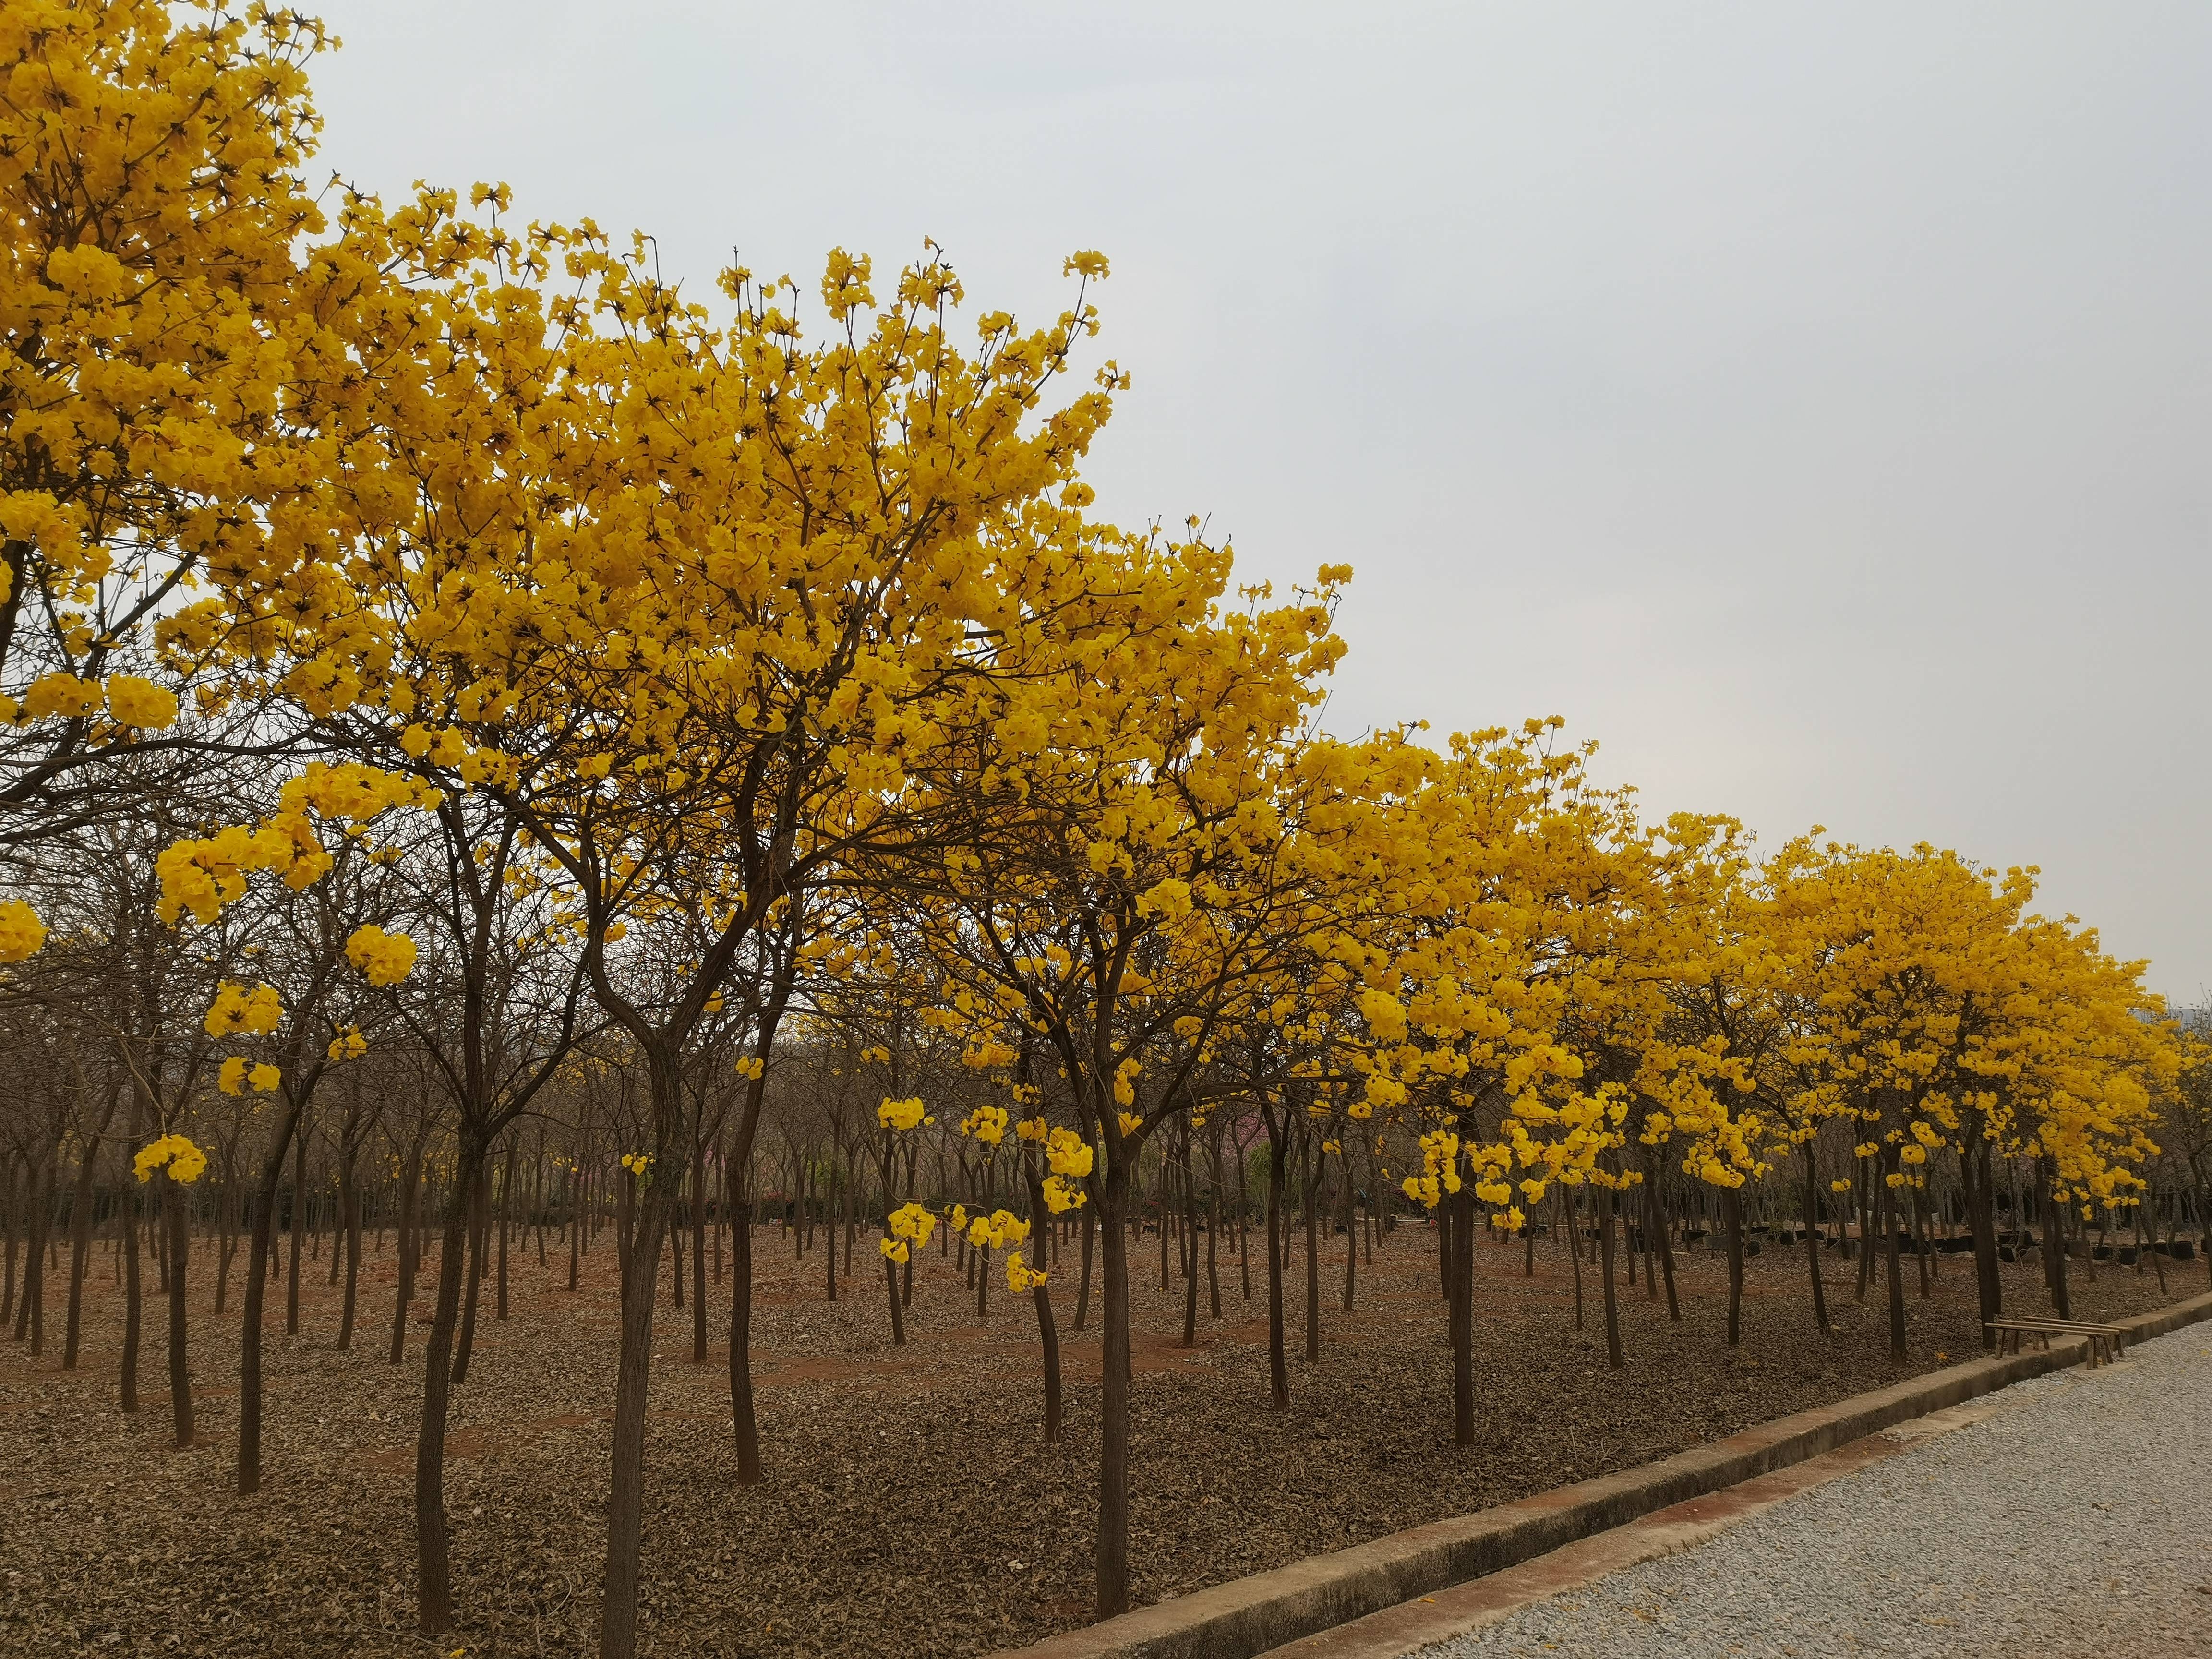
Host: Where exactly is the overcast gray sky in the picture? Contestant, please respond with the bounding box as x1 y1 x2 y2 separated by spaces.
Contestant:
311 1 2211 1001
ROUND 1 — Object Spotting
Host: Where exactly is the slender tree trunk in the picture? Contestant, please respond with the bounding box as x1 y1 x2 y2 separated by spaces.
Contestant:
286 1118 307 1336
1338 1159 1356 1313
1450 1182 1476 1445
1 1158 18 1331
415 1138 487 1635
1263 1114 1288 1409
2043 1164 2073 1320
452 1161 488 1385
1880 1153 1907 1360
730 1197 761 1483
1205 1134 1224 1320
1075 1203 1094 1332
62 1145 102 1370
1648 1166 1680 1321
1598 1180 1624 1369
120 1170 139 1412
163 1175 193 1447
1235 1133 1252 1302
1180 1149 1201 1346
1094 1164 1133 1619
567 1162 582 1292
338 1144 363 1351
389 1140 423 1365
17 1159 48 1353
599 1075 679 1659
499 1133 517 1322
238 1097 309 1492
1302 1134 1321 1363
1563 1185 1584 1331
1724 1184 1744 1346
1802 1143 1829 1334
691 1142 709 1361
1026 1159 1063 1442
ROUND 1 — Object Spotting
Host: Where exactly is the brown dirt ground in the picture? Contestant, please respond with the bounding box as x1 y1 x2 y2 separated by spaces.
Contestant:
2 1214 2199 1658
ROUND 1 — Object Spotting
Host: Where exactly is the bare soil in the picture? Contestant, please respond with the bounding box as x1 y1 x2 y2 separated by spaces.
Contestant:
2 1215 2198 1658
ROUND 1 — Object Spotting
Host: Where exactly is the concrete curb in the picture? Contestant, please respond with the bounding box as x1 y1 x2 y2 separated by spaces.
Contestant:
990 1288 2212 1659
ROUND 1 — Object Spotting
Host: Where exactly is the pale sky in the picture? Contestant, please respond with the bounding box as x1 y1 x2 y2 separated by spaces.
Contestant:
310 1 2211 1002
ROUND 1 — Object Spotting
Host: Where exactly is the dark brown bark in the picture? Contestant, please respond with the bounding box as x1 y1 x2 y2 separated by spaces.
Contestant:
1883 1162 1907 1360
1262 1108 1288 1410
1094 1165 1132 1618
162 1176 193 1447
1723 1184 1744 1346
388 1134 424 1365
1597 1180 1624 1369
1302 1134 1321 1364
1802 1142 1829 1333
730 1198 761 1483
337 1141 363 1351
238 1094 310 1492
286 1117 307 1336
415 1138 487 1634
1449 1183 1476 1446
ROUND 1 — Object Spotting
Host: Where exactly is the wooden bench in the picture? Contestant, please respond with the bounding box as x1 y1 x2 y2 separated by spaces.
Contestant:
1985 1317 2129 1368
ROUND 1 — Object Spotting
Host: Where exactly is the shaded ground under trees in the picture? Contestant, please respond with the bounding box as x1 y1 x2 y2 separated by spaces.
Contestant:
3 1218 2193 1658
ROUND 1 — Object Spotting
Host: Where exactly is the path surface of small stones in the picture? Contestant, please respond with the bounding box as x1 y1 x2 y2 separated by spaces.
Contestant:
1425 1324 2212 1659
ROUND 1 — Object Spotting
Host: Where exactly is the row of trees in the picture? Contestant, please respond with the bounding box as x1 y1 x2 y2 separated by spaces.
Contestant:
1 5 2198 1653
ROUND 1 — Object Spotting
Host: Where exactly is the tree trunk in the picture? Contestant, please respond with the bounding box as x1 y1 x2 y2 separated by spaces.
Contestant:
1802 1143 1828 1334
1180 1148 1200 1347
452 1160 488 1385
2043 1164 2073 1320
286 1117 308 1336
163 1175 193 1447
691 1142 709 1361
389 1139 423 1365
1598 1181 1624 1369
61 1148 100 1370
1563 1185 1584 1331
1337 1158 1356 1313
1263 1112 1288 1409
1724 1184 1744 1346
599 1093 679 1659
238 1096 309 1492
1450 1182 1476 1445
1302 1135 1321 1362
414 1137 487 1634
1075 1202 1095 1332
338 1143 363 1351
730 1197 761 1483
499 1133 517 1322
1026 1159 1063 1442
1882 1155 1908 1360
119 1169 139 1412
1094 1163 1133 1619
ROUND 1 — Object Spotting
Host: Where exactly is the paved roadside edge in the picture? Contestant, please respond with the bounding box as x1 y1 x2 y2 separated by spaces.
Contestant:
987 1288 2212 1659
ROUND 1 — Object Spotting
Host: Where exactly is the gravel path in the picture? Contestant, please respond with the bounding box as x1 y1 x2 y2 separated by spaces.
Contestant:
1426 1324 2212 1659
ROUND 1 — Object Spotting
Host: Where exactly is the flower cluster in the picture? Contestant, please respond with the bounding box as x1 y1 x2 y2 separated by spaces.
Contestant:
879 1201 937 1263
345 925 417 986
218 1057 281 1095
878 1096 926 1132
959 1104 1009 1147
965 1208 1030 1252
1045 1127 1094 1178
1400 1129 1466 1210
0 900 46 963
205 981 283 1038
134 1134 207 1184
